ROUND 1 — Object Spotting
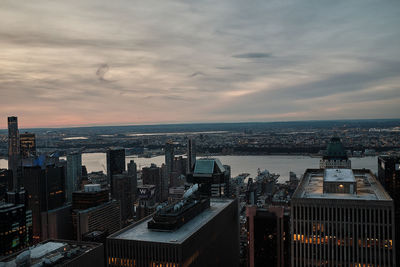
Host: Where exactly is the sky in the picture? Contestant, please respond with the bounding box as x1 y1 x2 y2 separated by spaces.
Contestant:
0 0 400 129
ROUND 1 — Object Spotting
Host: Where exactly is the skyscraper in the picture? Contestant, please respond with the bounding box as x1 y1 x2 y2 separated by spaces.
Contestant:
291 168 396 266
164 140 174 179
378 155 400 265
112 173 133 222
66 152 82 202
187 137 196 173
142 164 164 202
106 147 125 192
20 132 36 159
8 116 21 191
127 160 138 201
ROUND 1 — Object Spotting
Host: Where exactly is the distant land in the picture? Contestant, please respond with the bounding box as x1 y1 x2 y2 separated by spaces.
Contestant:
1 119 400 135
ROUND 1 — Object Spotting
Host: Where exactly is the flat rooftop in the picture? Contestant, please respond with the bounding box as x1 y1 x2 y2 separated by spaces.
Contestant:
324 169 355 183
0 240 102 266
293 169 392 201
111 199 233 244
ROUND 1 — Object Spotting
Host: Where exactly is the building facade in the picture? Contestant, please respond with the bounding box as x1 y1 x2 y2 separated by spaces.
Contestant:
8 116 21 191
378 155 400 265
20 132 36 159
107 147 126 192
66 152 82 203
291 168 396 266
107 198 239 267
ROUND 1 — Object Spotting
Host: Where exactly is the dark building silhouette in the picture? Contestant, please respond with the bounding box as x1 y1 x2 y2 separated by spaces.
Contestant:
187 138 196 173
247 206 289 267
127 160 138 201
0 202 32 256
72 184 120 241
21 165 66 242
378 155 400 265
8 116 21 191
164 140 174 180
107 147 125 193
40 205 73 241
142 164 165 202
20 132 36 159
72 184 109 210
112 173 133 222
0 169 12 200
107 198 239 267
291 168 396 266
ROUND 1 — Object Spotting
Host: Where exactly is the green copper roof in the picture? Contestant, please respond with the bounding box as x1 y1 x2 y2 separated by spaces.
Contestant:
325 137 347 159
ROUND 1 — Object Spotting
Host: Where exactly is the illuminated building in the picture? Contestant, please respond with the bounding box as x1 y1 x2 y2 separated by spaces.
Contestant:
0 239 104 267
8 116 21 191
0 202 32 256
107 147 125 193
107 198 239 267
0 169 12 201
21 165 66 242
378 155 400 264
66 152 82 203
319 137 351 169
291 168 396 266
20 132 36 159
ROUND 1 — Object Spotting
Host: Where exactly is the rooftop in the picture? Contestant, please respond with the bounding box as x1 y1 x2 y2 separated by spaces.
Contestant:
193 158 225 177
110 199 233 244
324 169 355 183
0 239 102 266
293 169 392 201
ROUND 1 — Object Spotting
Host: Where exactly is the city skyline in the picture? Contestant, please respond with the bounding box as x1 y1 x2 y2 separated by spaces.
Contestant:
1 0 400 128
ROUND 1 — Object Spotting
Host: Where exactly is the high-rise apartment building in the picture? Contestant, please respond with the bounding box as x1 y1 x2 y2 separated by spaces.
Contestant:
187 138 196 173
291 168 396 266
66 152 82 202
8 116 21 191
106 147 125 192
378 155 400 265
20 132 36 158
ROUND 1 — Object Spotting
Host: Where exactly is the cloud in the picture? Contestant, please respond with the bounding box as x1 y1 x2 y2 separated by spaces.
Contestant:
233 53 272 59
0 0 400 128
189 71 205 77
96 64 110 81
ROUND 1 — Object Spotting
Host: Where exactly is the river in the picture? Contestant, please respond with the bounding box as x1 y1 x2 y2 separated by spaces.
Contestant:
0 154 378 182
